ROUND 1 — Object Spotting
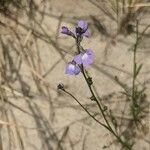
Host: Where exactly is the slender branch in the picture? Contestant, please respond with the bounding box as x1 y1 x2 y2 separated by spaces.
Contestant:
132 20 139 122
60 88 109 129
75 36 132 150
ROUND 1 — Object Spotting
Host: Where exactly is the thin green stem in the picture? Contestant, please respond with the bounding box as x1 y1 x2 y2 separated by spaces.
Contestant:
132 20 139 121
61 88 109 129
61 87 131 149
75 36 131 150
81 66 131 149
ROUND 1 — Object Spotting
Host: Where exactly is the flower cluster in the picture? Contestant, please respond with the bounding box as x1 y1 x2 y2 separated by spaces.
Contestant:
61 20 90 38
61 20 94 75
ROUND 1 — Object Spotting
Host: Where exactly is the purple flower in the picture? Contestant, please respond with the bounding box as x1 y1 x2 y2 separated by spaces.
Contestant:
61 20 90 38
65 61 81 75
78 20 88 32
75 20 90 37
61 26 74 37
74 49 94 66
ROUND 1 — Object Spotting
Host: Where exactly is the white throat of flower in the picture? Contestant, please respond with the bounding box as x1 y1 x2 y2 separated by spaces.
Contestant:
82 53 88 61
69 64 75 70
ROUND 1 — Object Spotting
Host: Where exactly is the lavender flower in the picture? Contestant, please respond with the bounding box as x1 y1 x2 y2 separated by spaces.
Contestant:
74 49 94 67
61 20 90 38
65 61 81 75
75 20 90 37
61 26 74 37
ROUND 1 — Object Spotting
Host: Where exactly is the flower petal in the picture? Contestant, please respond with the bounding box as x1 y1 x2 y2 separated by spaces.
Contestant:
82 49 94 66
61 26 74 37
61 26 69 34
83 30 90 38
65 62 80 75
74 49 94 67
73 54 82 65
74 66 81 75
78 20 88 32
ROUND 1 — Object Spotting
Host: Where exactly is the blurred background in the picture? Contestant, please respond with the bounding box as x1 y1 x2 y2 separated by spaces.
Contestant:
0 0 150 150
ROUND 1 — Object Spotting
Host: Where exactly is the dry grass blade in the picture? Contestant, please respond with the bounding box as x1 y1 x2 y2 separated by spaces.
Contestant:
125 3 150 8
0 119 43 130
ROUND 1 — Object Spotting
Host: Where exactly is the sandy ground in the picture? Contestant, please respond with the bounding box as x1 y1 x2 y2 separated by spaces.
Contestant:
0 0 150 150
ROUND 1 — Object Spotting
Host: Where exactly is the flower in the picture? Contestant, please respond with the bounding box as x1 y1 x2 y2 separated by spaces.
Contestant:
74 49 94 66
61 20 90 38
61 26 74 37
78 20 88 32
75 20 90 37
65 61 81 75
